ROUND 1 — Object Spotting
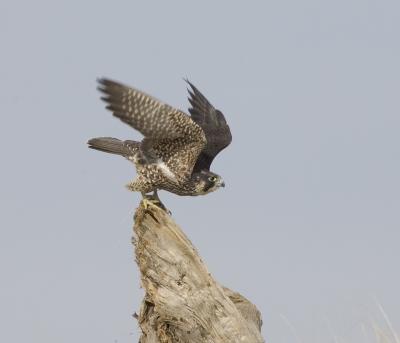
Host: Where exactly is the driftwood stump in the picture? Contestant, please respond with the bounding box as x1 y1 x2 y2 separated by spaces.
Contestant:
132 201 264 343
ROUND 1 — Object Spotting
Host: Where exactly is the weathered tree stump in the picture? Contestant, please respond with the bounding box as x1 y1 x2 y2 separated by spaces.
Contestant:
132 201 264 343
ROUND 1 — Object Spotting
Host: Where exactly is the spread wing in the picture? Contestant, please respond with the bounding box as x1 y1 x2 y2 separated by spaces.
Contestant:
186 80 232 172
98 78 205 143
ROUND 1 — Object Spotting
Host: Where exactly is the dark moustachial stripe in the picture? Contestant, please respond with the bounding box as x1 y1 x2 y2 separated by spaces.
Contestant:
203 181 214 193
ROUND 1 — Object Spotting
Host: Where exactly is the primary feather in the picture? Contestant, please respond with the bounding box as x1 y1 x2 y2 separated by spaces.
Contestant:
186 80 232 172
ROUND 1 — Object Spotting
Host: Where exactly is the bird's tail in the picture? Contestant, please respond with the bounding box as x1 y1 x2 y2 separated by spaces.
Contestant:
88 137 140 157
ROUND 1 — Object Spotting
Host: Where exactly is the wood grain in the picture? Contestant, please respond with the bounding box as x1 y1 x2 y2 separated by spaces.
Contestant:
133 202 264 343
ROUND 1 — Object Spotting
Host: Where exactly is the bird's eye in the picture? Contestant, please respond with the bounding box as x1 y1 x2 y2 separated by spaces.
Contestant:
208 176 217 182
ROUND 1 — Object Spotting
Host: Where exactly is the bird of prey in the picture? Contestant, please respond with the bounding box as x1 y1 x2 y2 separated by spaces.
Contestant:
88 78 232 210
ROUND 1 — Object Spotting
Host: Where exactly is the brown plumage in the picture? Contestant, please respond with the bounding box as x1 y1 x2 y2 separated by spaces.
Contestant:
88 78 231 205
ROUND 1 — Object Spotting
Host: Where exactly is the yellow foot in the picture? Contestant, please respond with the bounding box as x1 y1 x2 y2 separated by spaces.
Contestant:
142 197 171 215
142 197 158 210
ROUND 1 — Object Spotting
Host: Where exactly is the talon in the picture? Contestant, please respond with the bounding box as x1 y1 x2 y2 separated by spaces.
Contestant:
141 191 171 214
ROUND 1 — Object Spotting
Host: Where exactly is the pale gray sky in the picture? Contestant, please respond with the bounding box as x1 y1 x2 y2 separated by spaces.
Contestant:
1 1 399 342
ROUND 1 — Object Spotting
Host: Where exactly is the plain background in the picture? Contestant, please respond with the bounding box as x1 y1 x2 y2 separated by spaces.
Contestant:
1 1 399 342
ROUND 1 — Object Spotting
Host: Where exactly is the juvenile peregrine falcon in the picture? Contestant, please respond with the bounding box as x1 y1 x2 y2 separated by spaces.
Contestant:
88 78 232 208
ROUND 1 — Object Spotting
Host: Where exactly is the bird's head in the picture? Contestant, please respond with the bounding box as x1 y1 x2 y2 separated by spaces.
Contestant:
191 170 225 195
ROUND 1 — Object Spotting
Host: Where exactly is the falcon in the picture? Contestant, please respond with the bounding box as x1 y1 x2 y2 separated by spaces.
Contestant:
88 78 232 209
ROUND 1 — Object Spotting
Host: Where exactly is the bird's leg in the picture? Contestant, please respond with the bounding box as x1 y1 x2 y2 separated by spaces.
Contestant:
141 190 171 215
152 190 171 215
141 192 155 211
127 179 165 211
